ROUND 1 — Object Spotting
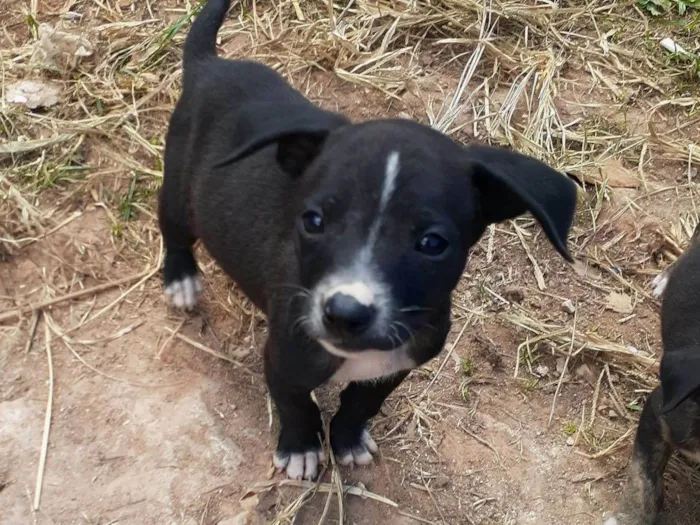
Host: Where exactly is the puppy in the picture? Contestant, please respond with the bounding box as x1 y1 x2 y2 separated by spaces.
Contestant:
158 0 577 480
604 222 700 525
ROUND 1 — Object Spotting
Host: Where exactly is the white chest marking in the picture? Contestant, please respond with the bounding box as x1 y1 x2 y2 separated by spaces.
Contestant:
321 341 416 383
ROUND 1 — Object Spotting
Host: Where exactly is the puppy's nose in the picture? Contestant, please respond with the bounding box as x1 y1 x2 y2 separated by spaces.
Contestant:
323 293 376 334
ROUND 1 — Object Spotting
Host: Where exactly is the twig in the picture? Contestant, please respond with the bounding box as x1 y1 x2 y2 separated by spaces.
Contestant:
420 474 451 525
74 266 160 332
19 211 83 249
164 328 255 375
575 428 634 459
0 269 153 324
398 511 440 524
459 423 501 463
33 323 54 511
157 319 186 358
24 310 41 353
251 479 398 507
421 318 470 397
513 221 546 290
548 309 579 427
45 314 182 388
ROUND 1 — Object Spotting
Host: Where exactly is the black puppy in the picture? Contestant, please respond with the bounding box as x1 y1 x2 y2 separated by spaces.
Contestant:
159 0 577 480
604 222 700 525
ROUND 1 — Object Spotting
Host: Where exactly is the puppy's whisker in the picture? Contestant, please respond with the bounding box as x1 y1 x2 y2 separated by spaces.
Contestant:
389 325 401 347
273 283 312 296
394 321 416 346
285 291 310 311
385 332 400 350
291 314 310 335
399 306 434 313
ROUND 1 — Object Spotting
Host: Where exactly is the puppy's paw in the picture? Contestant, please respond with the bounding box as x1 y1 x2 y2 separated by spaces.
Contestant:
273 449 324 480
333 428 378 467
651 270 670 299
165 274 203 310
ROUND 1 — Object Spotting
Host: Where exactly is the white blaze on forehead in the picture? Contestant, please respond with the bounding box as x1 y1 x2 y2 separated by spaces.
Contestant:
365 151 401 252
380 151 401 212
327 282 375 306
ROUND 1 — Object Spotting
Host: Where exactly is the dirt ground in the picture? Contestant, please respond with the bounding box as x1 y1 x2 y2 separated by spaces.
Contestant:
2 1 700 524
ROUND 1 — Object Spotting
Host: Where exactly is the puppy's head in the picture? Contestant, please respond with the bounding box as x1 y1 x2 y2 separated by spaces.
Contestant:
218 106 577 354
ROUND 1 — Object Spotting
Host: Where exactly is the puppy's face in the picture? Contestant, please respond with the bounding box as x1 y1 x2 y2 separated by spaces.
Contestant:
293 121 483 353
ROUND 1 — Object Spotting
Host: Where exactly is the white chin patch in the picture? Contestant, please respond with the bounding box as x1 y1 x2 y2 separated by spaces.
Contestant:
602 518 619 525
165 275 203 310
337 429 378 467
651 271 669 299
273 449 324 480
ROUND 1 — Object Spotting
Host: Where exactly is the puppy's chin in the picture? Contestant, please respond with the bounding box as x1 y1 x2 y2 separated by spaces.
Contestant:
310 330 406 357
318 337 402 358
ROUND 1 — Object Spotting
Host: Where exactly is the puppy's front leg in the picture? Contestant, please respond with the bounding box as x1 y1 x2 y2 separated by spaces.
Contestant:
265 340 327 480
330 372 409 466
605 387 671 525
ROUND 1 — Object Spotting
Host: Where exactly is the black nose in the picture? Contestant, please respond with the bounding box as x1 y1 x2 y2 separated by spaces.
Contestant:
323 293 376 334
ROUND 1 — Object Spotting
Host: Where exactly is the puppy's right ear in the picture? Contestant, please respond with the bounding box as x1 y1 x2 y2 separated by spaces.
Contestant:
214 101 349 177
660 350 700 413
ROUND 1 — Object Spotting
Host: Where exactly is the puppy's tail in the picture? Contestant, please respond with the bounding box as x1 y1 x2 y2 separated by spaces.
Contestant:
183 0 231 65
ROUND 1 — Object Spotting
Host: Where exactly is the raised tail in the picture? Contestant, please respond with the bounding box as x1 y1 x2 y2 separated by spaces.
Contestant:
183 0 231 65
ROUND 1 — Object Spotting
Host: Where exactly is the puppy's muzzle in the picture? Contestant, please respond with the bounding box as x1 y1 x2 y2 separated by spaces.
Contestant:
323 292 377 336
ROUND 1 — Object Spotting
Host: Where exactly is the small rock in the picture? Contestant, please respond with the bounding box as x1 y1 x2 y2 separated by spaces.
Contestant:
433 474 451 488
556 357 568 376
6 80 61 109
561 299 576 314
535 365 550 378
606 292 634 314
566 436 575 446
575 363 598 385
503 287 525 303
608 410 618 419
217 515 248 525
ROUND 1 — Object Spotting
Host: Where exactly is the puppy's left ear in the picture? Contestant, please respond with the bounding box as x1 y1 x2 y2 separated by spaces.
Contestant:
214 100 349 177
468 144 577 261
660 350 700 413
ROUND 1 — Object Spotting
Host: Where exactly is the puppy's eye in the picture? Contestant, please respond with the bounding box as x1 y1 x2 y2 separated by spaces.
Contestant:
416 233 449 256
302 210 324 234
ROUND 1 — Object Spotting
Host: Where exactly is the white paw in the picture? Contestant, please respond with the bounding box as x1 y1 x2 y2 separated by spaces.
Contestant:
651 271 669 299
603 517 619 525
337 429 378 466
273 449 324 480
165 275 203 310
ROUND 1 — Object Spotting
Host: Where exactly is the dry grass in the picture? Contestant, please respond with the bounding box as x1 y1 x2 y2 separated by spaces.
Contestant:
2 0 700 522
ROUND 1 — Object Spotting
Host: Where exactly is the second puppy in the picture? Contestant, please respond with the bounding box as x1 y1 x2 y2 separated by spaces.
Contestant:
159 0 578 480
604 222 700 525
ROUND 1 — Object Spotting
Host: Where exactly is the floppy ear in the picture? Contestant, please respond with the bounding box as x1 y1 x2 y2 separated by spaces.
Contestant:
213 100 349 176
467 144 577 262
660 350 700 413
